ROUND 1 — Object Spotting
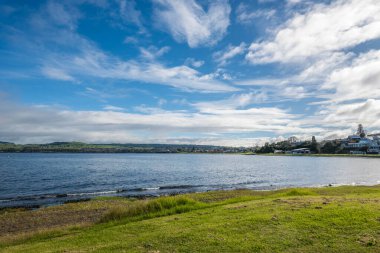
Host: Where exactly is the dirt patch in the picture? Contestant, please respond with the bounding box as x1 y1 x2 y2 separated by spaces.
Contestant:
271 215 279 221
0 208 105 235
227 205 248 210
0 199 131 236
358 234 377 246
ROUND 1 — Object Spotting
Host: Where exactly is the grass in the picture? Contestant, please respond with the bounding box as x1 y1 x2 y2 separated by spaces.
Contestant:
1 186 380 252
98 196 205 223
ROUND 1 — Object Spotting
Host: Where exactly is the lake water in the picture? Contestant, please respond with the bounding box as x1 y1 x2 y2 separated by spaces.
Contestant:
1 153 380 208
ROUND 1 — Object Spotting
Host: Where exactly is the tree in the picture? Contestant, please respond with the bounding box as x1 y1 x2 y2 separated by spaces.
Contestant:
357 124 366 138
321 141 338 154
256 142 274 153
310 136 319 153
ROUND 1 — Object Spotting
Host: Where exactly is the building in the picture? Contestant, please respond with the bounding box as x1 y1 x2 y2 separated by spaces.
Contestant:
341 125 380 154
350 151 367 155
291 148 310 154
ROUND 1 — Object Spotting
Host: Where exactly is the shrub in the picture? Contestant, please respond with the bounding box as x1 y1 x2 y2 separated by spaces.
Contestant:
285 189 315 196
99 196 199 223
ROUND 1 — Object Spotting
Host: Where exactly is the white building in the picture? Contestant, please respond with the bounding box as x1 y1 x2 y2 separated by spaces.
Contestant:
291 148 310 154
342 126 380 154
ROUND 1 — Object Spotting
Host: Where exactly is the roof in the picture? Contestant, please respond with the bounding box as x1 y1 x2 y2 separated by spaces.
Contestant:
292 148 310 151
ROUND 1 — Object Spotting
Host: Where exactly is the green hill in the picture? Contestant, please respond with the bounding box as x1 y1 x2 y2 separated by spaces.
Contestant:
0 142 246 153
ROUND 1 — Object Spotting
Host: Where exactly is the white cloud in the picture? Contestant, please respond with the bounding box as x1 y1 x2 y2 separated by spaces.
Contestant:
154 0 231 47
39 36 234 92
258 0 277 3
103 105 125 111
321 50 380 102
246 0 380 64
199 68 233 81
184 58 204 68
41 44 237 92
118 0 146 33
318 99 380 129
155 136 284 147
239 0 380 119
282 86 308 99
5 0 236 93
285 0 313 6
233 78 312 101
296 52 353 84
21 1 235 93
213 42 246 65
157 98 167 106
0 5 16 16
45 1 81 30
172 98 189 105
123 36 138 44
28 8 236 92
236 3 276 24
193 92 268 113
81 87 130 102
2 95 379 146
139 46 170 60
234 78 287 86
0 98 310 146
287 0 302 4
41 67 75 81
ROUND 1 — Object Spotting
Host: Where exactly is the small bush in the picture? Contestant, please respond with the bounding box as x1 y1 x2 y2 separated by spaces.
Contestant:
285 189 315 196
100 206 128 222
146 201 163 212
99 196 199 223
156 196 195 209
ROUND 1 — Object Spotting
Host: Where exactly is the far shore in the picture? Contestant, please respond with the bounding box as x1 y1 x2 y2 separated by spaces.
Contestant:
2 151 380 158
253 153 380 158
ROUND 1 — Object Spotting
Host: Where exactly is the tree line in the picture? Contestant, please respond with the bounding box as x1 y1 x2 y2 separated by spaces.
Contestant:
255 136 344 154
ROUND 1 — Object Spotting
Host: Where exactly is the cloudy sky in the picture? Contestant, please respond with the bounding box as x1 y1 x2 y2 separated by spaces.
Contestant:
0 0 380 146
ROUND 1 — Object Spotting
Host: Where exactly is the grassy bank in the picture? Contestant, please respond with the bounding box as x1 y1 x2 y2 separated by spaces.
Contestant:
1 186 380 252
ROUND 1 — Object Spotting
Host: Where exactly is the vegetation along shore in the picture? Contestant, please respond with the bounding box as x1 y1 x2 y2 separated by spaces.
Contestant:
1 185 380 252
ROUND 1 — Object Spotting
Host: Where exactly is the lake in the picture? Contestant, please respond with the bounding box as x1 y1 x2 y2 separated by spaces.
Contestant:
1 153 380 208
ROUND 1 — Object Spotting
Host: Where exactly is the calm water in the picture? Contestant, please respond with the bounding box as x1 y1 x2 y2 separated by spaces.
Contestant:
1 153 380 207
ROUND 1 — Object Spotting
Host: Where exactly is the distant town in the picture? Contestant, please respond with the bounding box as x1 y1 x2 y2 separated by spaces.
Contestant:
255 124 380 155
0 124 379 155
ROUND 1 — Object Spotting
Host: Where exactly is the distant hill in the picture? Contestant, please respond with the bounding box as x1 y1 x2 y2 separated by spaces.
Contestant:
0 141 14 144
0 141 249 153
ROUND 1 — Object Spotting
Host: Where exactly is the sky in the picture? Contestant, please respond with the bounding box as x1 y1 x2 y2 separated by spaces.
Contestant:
0 0 380 146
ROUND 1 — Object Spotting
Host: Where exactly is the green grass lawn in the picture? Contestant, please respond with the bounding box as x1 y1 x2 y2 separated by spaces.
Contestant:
1 186 380 252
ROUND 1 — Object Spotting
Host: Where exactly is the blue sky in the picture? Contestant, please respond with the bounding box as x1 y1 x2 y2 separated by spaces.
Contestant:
1 0 380 146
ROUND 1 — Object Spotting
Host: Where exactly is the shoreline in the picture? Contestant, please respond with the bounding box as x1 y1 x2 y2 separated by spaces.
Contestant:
1 182 378 210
